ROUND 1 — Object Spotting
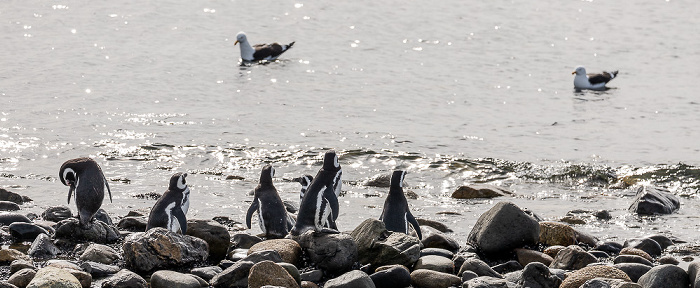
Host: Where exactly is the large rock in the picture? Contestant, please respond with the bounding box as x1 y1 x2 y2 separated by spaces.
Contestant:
297 231 357 273
248 261 300 288
628 186 680 215
636 264 689 288
451 185 512 199
325 270 375 288
370 266 411 288
249 239 302 265
613 263 652 282
0 201 20 211
539 222 577 246
55 218 120 244
350 219 420 267
560 266 631 288
101 269 147 288
515 248 554 267
410 269 461 288
420 226 460 252
413 255 454 274
42 206 73 222
549 245 598 270
688 261 700 288
0 188 31 204
122 227 208 273
186 219 230 262
26 267 81 288
0 213 31 226
512 262 562 288
28 233 60 259
79 243 120 264
8 268 36 288
150 270 204 288
623 238 662 258
9 223 48 242
210 250 283 288
467 202 540 255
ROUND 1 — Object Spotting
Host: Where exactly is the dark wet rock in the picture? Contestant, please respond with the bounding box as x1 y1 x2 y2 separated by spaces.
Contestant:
594 210 612 220
413 255 454 274
0 213 31 226
420 248 454 259
0 188 31 204
560 266 630 288
370 266 411 288
210 250 283 288
55 218 120 244
248 239 301 265
539 221 577 246
297 231 358 273
451 184 512 199
458 258 503 278
227 248 248 262
186 219 230 262
613 255 653 267
122 227 209 273
589 250 611 258
559 216 586 225
248 261 299 288
575 228 599 247
516 248 554 267
350 219 420 268
93 209 113 226
324 270 373 288
79 261 120 277
9 223 48 242
467 201 540 255
509 262 562 288
688 261 700 288
420 226 460 252
0 201 20 212
231 233 263 249
492 260 523 274
581 278 641 288
628 186 680 215
363 173 394 187
452 251 480 270
462 270 479 282
623 238 662 258
410 269 461 288
613 263 652 282
79 243 120 264
646 234 674 250
416 218 453 233
596 241 624 255
190 266 222 282
26 266 81 288
101 269 147 288
637 264 688 288
117 216 147 232
0 248 30 263
300 269 323 282
125 211 145 217
10 260 34 274
463 276 512 288
150 270 204 288
658 255 679 265
549 245 598 270
27 233 60 259
8 268 36 288
619 247 653 261
41 206 72 222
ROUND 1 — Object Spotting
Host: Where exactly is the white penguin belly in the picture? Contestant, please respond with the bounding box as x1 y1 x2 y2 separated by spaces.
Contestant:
257 198 266 233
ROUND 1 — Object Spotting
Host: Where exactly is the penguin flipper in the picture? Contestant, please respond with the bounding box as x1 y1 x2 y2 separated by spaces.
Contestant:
67 184 75 204
245 200 259 229
325 187 340 221
173 208 187 234
406 211 422 240
104 176 113 203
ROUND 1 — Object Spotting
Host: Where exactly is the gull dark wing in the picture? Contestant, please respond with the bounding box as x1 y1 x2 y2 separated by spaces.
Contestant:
587 71 618 84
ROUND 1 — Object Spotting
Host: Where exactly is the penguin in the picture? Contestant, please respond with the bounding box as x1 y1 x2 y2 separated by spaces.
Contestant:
246 165 295 239
379 170 422 239
290 150 342 236
59 157 112 229
292 174 314 200
234 31 295 62
146 172 190 234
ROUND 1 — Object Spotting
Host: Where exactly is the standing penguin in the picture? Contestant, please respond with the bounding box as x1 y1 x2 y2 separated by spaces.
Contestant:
292 174 314 200
290 150 342 236
379 170 422 239
146 172 190 234
246 165 295 239
59 157 112 229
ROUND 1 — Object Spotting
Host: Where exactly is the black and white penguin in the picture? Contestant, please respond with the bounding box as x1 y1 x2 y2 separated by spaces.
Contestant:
59 157 112 229
379 170 422 239
572 66 619 90
246 165 295 239
235 31 295 62
290 150 342 236
146 172 190 234
292 174 314 200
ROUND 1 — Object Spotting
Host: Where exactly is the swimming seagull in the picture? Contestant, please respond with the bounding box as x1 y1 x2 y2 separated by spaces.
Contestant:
234 31 295 62
572 66 619 91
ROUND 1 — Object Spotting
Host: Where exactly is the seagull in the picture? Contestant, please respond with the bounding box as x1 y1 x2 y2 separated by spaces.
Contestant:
234 31 295 62
572 66 619 90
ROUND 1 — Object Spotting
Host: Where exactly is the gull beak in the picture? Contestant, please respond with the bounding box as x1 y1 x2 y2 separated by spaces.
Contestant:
571 71 576 75
234 40 239 46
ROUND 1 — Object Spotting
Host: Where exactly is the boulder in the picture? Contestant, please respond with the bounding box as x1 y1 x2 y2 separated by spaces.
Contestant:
117 216 147 232
150 270 204 288
0 188 31 204
8 223 48 242
55 218 120 244
27 233 60 259
420 226 460 252
79 243 120 264
628 186 680 215
101 269 147 288
636 264 689 288
451 184 512 199
645 234 674 250
370 266 411 288
350 219 420 267
560 265 631 288
539 222 577 246
458 258 503 278
26 267 81 288
122 227 208 273
186 219 230 262
248 239 302 265
467 202 540 255
248 261 299 288
0 213 31 226
410 269 461 288
413 255 454 274
623 238 662 258
296 231 357 273
7 268 36 288
41 206 72 222
0 201 20 211
549 245 597 270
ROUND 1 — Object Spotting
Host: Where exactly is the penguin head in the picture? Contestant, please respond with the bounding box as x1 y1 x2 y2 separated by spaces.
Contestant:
293 175 313 187
59 157 96 186
391 170 406 188
260 165 274 184
323 150 340 170
169 172 188 191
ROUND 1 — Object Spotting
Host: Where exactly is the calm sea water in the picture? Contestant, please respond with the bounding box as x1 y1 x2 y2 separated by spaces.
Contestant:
1 0 700 243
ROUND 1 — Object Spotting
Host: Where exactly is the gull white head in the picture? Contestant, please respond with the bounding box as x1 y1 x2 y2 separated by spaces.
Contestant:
572 66 586 76
234 32 248 45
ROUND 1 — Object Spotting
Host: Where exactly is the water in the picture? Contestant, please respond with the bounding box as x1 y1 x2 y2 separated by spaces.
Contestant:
1 0 700 244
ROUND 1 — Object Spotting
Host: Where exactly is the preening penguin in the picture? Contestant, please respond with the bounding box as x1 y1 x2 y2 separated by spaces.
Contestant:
246 165 295 239
146 172 190 234
290 150 342 236
293 174 314 200
379 170 422 239
59 157 112 229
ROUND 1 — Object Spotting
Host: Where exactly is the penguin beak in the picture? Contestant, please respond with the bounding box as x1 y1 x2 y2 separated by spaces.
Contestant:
234 40 239 46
